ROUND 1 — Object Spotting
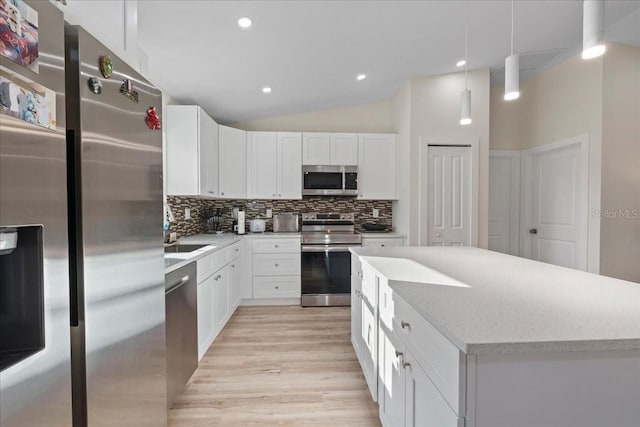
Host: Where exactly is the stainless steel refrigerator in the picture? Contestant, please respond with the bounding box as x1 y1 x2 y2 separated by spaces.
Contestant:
0 2 166 426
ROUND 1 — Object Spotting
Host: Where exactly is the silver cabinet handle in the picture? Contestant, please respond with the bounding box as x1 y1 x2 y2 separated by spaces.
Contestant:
395 350 403 358
401 321 410 330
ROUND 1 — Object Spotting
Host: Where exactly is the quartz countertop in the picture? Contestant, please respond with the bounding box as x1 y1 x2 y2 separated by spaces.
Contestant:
164 232 301 274
351 246 640 354
359 232 407 238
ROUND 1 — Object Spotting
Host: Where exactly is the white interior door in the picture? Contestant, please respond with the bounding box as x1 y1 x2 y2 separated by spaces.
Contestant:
489 151 520 255
523 137 588 270
426 146 471 246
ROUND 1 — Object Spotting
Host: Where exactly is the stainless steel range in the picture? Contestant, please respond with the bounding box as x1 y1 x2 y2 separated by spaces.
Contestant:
301 213 362 307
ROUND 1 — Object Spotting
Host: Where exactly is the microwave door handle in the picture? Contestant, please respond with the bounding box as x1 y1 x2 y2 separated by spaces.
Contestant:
342 166 346 192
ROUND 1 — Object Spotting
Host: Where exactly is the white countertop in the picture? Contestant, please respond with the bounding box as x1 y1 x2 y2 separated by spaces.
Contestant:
164 232 301 274
359 232 407 238
351 246 640 354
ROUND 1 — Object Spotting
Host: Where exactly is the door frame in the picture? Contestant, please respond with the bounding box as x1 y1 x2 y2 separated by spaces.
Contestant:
489 150 521 256
419 136 479 246
520 134 589 270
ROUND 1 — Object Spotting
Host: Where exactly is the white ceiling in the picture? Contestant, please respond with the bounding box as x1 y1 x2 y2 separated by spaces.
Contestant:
137 1 640 124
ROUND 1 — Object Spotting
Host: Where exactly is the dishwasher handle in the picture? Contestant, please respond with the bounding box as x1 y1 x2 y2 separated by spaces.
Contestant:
166 275 190 294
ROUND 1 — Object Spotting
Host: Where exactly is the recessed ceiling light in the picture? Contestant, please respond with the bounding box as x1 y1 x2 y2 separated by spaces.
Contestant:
356 74 367 81
262 87 272 93
238 17 252 28
456 60 466 67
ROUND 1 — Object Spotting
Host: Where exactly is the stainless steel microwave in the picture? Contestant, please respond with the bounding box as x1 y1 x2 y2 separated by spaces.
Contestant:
302 165 358 196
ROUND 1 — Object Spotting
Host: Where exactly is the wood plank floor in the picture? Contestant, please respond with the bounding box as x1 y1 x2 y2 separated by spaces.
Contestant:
169 306 381 427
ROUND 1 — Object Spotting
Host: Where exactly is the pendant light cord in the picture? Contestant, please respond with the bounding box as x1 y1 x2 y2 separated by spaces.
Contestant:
465 0 469 89
510 0 514 55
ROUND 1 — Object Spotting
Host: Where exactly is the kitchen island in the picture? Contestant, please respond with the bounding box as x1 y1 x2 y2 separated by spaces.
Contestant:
349 246 640 427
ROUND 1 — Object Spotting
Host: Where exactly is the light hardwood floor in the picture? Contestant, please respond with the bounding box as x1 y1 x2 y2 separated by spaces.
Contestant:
169 305 381 426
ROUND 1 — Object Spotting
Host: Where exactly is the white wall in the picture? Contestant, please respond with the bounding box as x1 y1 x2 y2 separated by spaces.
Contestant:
600 44 640 282
490 45 640 280
391 69 490 247
231 100 394 133
392 81 412 240
491 52 604 273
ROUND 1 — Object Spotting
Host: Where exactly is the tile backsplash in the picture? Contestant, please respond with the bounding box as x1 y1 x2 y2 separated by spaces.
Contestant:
167 196 393 237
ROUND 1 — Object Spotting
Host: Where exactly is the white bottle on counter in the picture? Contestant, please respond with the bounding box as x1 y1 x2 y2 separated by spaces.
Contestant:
237 210 246 235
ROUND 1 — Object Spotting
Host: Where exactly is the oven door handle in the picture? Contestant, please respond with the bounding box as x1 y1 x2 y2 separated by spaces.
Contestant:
301 245 358 253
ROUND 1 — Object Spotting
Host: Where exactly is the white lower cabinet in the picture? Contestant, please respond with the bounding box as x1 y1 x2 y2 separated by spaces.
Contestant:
197 275 215 360
196 241 245 360
355 256 465 427
213 266 229 334
251 237 301 301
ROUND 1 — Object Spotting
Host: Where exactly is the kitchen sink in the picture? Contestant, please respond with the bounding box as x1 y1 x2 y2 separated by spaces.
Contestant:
164 244 207 253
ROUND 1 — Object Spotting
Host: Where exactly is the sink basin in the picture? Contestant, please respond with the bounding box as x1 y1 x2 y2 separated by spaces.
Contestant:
164 244 207 253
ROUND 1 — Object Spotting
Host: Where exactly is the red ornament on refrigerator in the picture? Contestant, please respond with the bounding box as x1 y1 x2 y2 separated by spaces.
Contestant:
145 106 161 130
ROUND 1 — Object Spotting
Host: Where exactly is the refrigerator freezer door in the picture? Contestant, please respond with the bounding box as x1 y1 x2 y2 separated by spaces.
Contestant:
65 27 166 426
0 2 72 426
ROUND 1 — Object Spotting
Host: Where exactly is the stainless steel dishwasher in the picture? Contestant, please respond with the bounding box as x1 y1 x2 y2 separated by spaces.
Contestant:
165 261 197 408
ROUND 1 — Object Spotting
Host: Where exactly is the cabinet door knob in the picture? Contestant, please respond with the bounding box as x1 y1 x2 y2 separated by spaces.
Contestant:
274 244 279 248
221 192 225 196
275 286 279 289
272 194 276 197
402 360 411 369
278 194 282 197
274 263 279 267
395 350 403 358
231 264 235 268
381 244 385 247
401 321 410 330
529 228 538 235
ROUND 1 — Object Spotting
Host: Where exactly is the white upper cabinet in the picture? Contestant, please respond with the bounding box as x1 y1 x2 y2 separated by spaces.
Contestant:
277 132 303 199
358 134 398 200
218 125 247 199
247 132 302 199
331 133 358 165
247 132 278 199
166 105 219 197
303 133 331 165
303 133 358 165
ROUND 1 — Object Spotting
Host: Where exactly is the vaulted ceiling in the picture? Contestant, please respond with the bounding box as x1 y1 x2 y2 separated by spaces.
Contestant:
137 1 640 123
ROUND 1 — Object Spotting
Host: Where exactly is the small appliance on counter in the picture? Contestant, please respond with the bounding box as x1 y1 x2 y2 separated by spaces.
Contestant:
232 206 246 235
273 213 299 233
249 218 266 233
361 222 389 232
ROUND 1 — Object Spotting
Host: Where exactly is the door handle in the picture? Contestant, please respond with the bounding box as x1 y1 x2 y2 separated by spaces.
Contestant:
529 228 538 235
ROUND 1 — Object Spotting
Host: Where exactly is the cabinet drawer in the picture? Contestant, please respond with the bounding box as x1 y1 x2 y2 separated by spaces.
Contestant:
197 249 227 282
253 253 300 276
253 276 300 298
362 238 404 248
395 295 465 416
252 238 300 254
226 241 241 263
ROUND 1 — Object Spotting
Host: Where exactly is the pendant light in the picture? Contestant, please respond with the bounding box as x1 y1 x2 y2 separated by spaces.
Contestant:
504 0 520 101
460 2 471 126
582 0 606 59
